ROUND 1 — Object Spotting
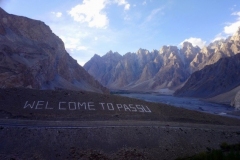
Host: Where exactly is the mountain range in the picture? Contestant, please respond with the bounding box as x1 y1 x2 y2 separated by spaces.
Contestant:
84 27 240 108
0 8 108 93
84 43 198 93
85 29 240 91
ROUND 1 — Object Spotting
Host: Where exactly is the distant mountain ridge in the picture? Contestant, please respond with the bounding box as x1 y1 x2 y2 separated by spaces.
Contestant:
84 28 240 93
0 8 108 93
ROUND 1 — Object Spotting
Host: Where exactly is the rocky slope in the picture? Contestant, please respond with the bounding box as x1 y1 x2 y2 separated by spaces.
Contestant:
0 8 108 93
175 53 240 98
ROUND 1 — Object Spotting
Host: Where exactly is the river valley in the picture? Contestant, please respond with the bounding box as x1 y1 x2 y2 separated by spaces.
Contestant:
118 93 240 119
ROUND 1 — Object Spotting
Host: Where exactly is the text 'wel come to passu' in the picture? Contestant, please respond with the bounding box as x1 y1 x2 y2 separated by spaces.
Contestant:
23 101 152 113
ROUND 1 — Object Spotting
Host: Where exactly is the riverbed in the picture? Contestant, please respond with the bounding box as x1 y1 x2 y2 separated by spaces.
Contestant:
118 93 240 119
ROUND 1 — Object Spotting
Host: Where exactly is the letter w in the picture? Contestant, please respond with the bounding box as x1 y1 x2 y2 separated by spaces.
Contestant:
23 101 35 109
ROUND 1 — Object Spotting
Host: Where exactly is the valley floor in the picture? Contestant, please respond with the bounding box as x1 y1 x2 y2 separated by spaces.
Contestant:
117 93 240 119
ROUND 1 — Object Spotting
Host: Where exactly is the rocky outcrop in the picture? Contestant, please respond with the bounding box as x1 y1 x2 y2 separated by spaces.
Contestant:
0 8 108 93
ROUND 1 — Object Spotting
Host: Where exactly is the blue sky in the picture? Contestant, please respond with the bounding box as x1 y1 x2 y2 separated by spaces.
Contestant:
1 0 240 65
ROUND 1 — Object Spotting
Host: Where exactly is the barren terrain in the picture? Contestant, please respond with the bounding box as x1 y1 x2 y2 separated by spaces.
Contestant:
0 88 240 159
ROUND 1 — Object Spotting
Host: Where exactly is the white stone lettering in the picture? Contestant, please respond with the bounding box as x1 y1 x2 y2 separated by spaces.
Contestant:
129 104 137 112
35 101 44 109
45 101 53 109
88 102 95 110
78 102 86 110
68 102 76 110
136 105 144 112
23 100 152 113
107 103 114 110
24 101 36 109
116 104 123 111
123 104 131 112
99 103 105 110
143 105 151 113
59 102 66 110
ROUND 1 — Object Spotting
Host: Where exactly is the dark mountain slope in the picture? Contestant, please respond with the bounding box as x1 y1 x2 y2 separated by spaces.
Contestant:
175 53 240 98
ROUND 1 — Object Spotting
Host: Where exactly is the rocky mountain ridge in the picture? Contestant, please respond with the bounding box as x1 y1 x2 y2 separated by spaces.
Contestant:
0 8 108 93
175 53 240 98
84 28 240 93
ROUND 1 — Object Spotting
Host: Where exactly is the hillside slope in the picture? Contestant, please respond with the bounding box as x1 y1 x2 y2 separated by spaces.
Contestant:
0 8 108 93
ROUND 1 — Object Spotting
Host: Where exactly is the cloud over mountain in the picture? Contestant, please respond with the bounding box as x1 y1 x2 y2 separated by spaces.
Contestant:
180 37 206 48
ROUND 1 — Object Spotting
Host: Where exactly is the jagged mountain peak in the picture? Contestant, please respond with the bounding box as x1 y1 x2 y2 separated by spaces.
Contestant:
159 45 178 54
93 53 101 58
104 50 121 57
181 41 200 50
137 48 150 54
102 50 122 59
182 41 193 48
106 50 113 54
90 54 101 61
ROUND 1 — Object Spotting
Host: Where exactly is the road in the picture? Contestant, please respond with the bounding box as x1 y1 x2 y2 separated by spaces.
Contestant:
0 119 239 131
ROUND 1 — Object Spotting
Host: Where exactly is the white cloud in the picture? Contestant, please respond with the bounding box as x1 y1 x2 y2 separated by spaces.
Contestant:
180 37 206 48
59 36 81 51
77 46 88 51
211 11 240 42
51 12 62 18
224 21 240 35
68 0 109 28
232 11 240 16
212 33 226 42
146 7 164 22
114 0 130 10
222 11 240 35
142 1 147 5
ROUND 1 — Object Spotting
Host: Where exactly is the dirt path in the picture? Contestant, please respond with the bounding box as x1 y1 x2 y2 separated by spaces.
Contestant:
0 119 240 131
